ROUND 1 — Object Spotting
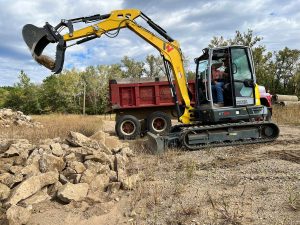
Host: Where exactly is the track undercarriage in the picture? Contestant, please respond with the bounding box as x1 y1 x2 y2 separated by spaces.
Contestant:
147 121 280 153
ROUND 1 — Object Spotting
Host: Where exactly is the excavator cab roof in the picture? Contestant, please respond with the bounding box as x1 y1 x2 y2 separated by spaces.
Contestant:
195 45 250 63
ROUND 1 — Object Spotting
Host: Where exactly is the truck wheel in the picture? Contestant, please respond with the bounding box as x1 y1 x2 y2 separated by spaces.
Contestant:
147 111 171 135
115 115 141 140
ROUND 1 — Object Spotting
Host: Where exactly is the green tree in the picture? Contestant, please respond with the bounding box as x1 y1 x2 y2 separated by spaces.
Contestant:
82 65 107 114
144 54 165 77
208 29 262 48
40 74 63 112
290 70 300 96
4 71 41 114
274 47 300 94
121 56 145 78
40 69 82 113
0 87 11 108
94 64 124 113
252 46 276 93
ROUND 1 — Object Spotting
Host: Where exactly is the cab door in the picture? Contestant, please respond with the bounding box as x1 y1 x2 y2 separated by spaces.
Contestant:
230 47 255 106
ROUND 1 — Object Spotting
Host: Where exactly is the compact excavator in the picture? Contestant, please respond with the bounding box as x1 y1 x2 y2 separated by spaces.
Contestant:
22 9 279 152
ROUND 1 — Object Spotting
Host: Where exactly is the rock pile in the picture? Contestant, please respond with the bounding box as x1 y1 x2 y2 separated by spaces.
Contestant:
0 108 42 128
0 131 138 225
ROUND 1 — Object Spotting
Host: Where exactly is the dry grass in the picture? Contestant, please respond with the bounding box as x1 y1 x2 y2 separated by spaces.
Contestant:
272 105 300 125
288 187 300 211
0 114 104 143
207 192 244 225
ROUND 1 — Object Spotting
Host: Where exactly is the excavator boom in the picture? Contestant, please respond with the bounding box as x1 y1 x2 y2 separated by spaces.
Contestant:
22 9 193 124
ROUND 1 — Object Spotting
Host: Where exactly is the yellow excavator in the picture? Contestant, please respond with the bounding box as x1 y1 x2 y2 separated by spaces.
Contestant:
22 9 279 152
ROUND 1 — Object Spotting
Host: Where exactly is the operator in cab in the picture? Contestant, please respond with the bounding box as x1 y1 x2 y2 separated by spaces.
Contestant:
211 56 229 107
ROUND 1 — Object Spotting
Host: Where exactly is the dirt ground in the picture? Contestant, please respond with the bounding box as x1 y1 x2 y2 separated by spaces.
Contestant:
24 121 300 225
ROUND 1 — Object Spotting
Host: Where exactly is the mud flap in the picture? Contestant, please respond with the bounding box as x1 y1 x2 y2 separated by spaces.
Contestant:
146 132 167 154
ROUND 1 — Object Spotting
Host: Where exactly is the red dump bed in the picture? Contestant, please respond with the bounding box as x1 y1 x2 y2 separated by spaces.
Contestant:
109 78 196 110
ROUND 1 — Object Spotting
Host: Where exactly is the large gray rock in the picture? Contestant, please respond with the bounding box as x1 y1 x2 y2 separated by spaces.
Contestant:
67 161 86 174
2 146 19 158
9 166 23 175
21 187 50 206
38 153 65 173
66 132 98 149
0 139 13 154
0 183 10 200
50 143 64 157
20 163 40 177
0 172 23 188
90 131 106 143
6 205 31 225
89 174 110 192
57 183 89 203
8 171 58 205
84 151 113 166
2 140 33 159
64 152 76 162
80 169 94 184
5 141 35 167
0 158 14 173
84 161 110 174
90 131 112 155
67 146 94 157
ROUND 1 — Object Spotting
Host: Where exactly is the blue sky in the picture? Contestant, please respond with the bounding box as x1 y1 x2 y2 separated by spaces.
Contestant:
0 0 299 86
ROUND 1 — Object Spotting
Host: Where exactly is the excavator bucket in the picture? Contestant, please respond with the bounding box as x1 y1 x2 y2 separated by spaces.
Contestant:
146 132 167 154
22 23 66 74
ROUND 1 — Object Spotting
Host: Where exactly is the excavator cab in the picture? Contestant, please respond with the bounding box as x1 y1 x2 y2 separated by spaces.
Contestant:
193 46 266 124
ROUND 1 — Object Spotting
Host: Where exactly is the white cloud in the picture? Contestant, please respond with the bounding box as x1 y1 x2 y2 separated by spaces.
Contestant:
0 0 299 85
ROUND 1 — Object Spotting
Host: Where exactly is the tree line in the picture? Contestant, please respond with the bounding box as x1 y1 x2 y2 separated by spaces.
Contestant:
0 30 299 114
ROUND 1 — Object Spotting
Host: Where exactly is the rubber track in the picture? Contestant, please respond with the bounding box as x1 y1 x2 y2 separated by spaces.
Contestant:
170 121 279 150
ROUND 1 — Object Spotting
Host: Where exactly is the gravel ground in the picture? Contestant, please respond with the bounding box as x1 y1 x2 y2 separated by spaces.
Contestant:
26 123 300 225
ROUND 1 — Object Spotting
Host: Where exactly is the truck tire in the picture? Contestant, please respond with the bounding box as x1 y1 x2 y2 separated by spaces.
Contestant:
147 111 171 135
115 115 141 140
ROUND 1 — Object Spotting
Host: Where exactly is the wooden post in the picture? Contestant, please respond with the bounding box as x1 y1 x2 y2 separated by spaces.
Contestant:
83 81 86 115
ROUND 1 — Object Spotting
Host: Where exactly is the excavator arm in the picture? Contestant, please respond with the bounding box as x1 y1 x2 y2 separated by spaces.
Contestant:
22 9 192 123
